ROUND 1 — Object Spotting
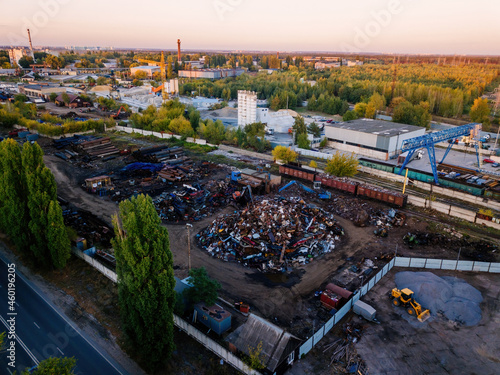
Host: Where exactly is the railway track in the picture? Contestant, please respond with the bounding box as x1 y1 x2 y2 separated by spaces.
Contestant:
353 172 483 212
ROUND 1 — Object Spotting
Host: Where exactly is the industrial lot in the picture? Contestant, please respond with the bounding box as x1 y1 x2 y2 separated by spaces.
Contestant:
1 30 500 375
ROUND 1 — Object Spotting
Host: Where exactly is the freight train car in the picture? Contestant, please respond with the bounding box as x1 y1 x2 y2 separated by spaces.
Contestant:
279 164 407 207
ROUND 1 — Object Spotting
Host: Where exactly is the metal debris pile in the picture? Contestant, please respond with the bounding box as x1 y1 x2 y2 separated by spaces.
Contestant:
153 180 236 222
62 208 114 247
196 197 344 272
323 323 368 374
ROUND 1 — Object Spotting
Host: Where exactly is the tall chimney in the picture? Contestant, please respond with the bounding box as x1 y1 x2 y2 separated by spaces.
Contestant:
177 39 181 63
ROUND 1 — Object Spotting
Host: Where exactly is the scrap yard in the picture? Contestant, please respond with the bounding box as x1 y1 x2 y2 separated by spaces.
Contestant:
28 131 500 374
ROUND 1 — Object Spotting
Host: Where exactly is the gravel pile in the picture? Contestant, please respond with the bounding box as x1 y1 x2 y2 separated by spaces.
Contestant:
395 271 483 326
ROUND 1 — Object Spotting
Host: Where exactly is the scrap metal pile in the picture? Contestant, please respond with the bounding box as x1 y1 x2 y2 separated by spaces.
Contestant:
62 208 114 247
153 180 236 222
132 145 188 165
197 197 345 272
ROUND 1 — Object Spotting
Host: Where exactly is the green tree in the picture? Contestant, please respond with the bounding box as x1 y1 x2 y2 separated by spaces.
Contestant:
309 160 318 171
202 119 226 145
342 110 358 122
325 152 359 177
272 146 298 164
297 133 310 149
307 122 322 138
24 357 77 375
246 341 266 371
393 101 432 128
167 55 173 79
22 142 61 268
112 194 175 370
18 56 34 69
470 98 491 126
354 102 367 117
186 267 221 306
49 92 58 102
0 139 29 253
47 201 71 269
368 92 386 112
292 115 307 144
168 116 193 137
188 110 201 131
365 103 376 119
61 93 70 105
319 137 328 148
96 77 107 86
134 70 148 80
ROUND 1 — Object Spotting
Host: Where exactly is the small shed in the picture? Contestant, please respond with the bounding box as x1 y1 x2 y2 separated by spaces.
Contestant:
226 314 301 374
85 175 112 192
193 303 231 336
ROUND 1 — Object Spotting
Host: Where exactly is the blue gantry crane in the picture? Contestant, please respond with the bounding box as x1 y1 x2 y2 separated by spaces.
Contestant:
398 123 482 184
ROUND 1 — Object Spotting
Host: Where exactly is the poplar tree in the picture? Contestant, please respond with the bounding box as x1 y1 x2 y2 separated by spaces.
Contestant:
22 142 70 268
112 194 175 370
0 139 29 252
47 201 71 269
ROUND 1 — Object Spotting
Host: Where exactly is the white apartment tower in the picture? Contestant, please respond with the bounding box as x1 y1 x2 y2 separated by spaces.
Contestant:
238 90 257 127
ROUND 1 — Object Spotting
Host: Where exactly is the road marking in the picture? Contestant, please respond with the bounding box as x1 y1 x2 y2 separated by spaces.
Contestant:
57 347 64 355
33 321 40 329
0 315 40 366
0 256 124 375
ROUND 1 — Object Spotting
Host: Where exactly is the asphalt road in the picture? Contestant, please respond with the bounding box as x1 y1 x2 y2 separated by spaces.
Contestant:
0 254 127 375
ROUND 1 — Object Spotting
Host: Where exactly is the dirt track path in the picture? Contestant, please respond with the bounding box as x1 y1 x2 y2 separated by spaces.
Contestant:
44 155 119 226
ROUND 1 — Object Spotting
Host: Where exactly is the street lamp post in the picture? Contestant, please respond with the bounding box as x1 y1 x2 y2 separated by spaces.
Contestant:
186 223 193 271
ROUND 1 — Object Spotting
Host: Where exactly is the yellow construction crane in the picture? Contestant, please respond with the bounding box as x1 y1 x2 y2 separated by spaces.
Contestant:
137 52 168 102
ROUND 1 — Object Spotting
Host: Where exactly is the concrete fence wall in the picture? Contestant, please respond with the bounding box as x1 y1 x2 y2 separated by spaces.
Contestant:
218 144 273 161
72 248 117 283
114 125 212 146
295 148 333 160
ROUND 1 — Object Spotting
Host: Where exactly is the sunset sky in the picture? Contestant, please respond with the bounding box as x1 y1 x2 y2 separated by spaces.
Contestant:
0 0 498 54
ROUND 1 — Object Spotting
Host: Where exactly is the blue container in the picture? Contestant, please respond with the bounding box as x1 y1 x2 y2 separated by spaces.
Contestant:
194 303 231 335
26 134 39 141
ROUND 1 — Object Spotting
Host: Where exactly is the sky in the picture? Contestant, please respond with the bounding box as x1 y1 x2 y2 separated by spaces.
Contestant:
0 0 499 55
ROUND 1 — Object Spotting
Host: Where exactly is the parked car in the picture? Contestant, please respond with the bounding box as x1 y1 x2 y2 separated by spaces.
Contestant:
483 159 495 164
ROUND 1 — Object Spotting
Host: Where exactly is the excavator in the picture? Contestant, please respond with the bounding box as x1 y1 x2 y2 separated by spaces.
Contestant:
389 288 430 322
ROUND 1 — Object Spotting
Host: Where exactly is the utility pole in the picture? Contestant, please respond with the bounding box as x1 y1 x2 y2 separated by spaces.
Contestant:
186 223 193 271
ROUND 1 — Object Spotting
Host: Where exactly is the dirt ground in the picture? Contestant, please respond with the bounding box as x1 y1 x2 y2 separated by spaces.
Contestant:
37 132 500 373
286 269 500 375
356 269 500 375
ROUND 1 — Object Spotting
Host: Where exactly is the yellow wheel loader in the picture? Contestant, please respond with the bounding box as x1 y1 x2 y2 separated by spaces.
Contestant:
389 288 430 322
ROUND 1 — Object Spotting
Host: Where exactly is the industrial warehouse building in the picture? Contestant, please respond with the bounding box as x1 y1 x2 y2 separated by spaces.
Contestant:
19 83 67 100
130 65 160 78
325 119 426 160
179 68 244 79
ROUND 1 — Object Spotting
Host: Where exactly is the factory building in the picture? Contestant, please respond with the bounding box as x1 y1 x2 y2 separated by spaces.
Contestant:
238 90 257 127
130 65 160 78
19 83 66 100
325 119 426 160
179 68 244 79
8 48 30 66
